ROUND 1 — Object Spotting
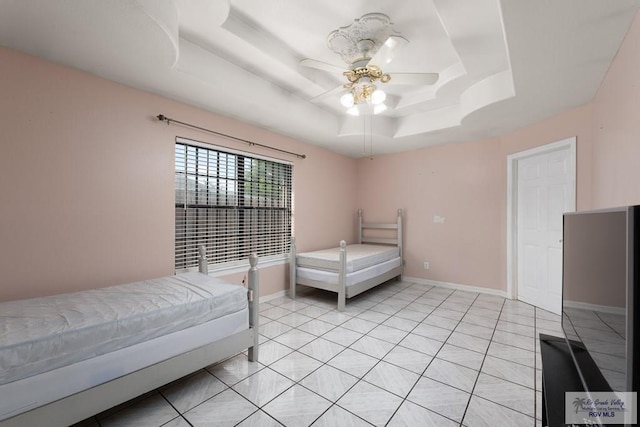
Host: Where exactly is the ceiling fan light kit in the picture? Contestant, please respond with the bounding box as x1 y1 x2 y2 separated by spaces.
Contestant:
300 12 439 114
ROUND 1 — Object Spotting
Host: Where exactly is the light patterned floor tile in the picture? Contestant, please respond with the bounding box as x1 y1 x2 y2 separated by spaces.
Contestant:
382 345 433 374
296 305 332 318
431 308 466 321
269 351 323 381
406 377 471 422
481 355 535 389
535 308 561 322
207 354 264 386
277 312 314 328
236 410 283 427
296 319 336 336
322 326 363 347
327 348 378 378
424 358 479 393
394 307 430 322
362 360 420 397
422 314 460 330
462 313 498 329
337 381 403 426
434 344 485 371
491 329 535 351
356 309 391 324
382 315 419 332
161 370 227 413
257 340 295 365
454 321 495 340
467 306 501 320
317 310 353 326
439 301 472 314
472 299 504 311
368 324 409 344
261 306 293 321
412 322 452 342
349 335 395 359
100 393 179 427
262 384 332 426
462 395 534 427
472 373 534 417
260 321 293 339
370 302 403 316
277 300 310 312
398 332 444 356
232 368 295 407
340 317 379 334
298 337 346 362
183 389 257 426
311 405 372 426
446 331 490 354
300 364 359 401
495 320 535 337
161 417 191 427
487 341 536 368
387 400 458 427
273 328 317 350
499 312 536 327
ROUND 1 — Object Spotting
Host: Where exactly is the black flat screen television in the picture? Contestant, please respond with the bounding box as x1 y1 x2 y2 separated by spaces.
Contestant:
561 205 639 394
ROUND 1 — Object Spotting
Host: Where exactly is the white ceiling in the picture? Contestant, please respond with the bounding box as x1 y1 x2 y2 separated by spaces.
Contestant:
0 0 638 157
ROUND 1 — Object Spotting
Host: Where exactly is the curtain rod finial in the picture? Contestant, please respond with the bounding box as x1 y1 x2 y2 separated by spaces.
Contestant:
157 114 166 122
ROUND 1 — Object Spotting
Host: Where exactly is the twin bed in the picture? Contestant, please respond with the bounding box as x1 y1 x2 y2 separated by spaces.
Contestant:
290 209 404 310
0 251 259 427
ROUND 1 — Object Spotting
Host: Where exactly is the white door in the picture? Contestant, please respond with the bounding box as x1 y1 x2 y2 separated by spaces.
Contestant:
514 142 575 314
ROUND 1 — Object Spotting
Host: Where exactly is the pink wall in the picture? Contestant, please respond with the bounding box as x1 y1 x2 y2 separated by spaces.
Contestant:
591 12 640 208
0 47 357 302
356 138 504 290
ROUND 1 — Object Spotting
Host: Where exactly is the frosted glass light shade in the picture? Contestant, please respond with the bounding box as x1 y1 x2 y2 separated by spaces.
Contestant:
340 92 355 108
371 89 386 105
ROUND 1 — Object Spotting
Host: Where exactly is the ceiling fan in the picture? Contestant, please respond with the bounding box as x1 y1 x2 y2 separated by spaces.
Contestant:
300 13 439 114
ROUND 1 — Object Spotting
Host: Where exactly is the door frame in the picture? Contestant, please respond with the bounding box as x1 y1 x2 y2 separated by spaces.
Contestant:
506 136 577 300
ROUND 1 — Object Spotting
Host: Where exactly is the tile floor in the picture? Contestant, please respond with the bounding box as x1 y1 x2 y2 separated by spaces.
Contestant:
78 280 564 426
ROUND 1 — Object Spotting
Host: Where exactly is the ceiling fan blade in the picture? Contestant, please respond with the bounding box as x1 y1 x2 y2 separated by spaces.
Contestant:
299 58 346 74
309 85 345 103
367 35 409 66
389 72 439 85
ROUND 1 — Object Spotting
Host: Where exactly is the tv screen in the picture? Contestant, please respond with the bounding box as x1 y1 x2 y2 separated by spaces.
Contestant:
561 206 638 393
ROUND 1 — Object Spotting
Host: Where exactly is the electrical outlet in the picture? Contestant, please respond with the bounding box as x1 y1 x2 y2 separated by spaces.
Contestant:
423 261 430 270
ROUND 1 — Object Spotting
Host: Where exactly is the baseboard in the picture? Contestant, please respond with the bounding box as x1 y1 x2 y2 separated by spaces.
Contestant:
402 276 508 299
564 299 625 315
260 289 287 304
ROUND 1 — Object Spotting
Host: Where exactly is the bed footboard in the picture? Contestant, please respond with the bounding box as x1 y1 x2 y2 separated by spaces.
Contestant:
289 237 297 300
247 253 259 362
289 209 404 312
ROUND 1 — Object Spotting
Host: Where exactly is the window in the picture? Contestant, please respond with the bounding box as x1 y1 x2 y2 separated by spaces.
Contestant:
175 140 292 271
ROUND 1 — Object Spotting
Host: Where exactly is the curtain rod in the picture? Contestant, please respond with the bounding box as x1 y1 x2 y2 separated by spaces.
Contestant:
156 114 306 159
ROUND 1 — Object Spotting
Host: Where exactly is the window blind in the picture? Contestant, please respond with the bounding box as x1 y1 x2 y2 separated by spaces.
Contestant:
175 141 292 271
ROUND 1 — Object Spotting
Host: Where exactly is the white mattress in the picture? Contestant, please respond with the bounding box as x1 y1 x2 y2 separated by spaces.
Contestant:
0 309 249 421
0 272 247 385
297 257 402 286
296 244 399 273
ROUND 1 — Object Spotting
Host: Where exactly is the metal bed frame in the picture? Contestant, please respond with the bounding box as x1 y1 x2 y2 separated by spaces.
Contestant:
290 209 404 311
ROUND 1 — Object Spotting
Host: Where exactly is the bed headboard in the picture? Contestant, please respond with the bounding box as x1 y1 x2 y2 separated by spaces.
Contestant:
357 209 403 259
